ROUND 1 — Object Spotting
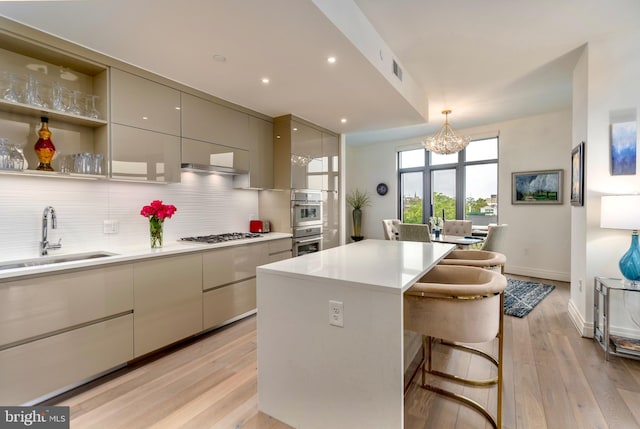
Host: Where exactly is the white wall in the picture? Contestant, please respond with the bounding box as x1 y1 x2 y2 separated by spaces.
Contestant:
570 30 640 338
345 109 573 281
0 173 259 261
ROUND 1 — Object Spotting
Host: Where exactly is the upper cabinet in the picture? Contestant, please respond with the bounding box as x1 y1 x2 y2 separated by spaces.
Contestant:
181 93 249 150
0 27 109 177
0 19 272 185
110 68 180 136
111 124 181 183
273 114 339 191
110 69 181 183
233 116 273 189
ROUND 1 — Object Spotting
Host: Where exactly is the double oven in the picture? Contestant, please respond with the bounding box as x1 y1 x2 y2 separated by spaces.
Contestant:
291 190 323 257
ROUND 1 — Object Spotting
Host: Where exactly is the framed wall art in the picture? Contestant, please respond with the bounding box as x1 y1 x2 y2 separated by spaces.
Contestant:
570 142 585 206
512 169 563 205
610 121 637 175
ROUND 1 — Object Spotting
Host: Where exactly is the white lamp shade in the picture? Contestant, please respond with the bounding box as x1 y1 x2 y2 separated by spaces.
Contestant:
601 195 640 230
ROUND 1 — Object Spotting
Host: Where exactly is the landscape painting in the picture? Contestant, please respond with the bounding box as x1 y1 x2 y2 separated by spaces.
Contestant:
611 121 637 175
512 169 563 205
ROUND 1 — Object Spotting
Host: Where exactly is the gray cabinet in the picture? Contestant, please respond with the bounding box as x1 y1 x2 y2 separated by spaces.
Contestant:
273 115 338 191
234 116 274 189
181 93 249 150
0 265 134 405
110 68 181 135
111 124 181 182
181 137 249 174
133 254 203 357
202 243 269 330
110 69 181 182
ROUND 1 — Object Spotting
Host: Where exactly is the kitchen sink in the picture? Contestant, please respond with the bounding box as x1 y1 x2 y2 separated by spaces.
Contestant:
0 251 118 271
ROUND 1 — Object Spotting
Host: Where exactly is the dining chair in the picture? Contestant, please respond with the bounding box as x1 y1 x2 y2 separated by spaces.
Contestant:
439 249 506 274
404 265 507 428
382 219 401 240
397 223 431 242
443 220 472 236
480 224 508 252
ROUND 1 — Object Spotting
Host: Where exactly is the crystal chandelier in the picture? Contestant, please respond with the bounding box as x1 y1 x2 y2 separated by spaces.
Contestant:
291 154 312 166
422 110 471 155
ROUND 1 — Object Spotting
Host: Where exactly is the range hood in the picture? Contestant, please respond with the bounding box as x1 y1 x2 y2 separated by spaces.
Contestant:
180 162 247 175
181 138 249 175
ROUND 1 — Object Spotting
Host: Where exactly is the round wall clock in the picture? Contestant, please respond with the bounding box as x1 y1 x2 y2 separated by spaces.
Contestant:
376 183 388 196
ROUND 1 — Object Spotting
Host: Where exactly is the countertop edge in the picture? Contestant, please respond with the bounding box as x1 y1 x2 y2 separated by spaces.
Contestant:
0 232 292 281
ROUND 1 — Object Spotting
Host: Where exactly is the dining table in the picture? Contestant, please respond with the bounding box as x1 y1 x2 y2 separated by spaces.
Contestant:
431 234 485 249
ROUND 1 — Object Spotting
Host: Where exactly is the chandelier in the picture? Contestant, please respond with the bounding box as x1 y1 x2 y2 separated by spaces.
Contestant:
422 109 470 155
291 154 312 166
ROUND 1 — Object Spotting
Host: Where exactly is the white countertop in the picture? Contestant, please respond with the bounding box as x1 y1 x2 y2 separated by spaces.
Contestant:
258 239 455 292
0 232 292 280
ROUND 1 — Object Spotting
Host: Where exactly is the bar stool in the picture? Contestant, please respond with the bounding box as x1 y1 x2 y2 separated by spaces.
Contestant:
404 265 506 429
439 249 507 273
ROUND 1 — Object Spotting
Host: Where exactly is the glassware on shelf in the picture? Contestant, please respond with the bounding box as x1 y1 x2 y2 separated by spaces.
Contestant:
52 82 67 112
84 94 100 119
1 72 22 103
0 138 10 170
15 145 27 170
8 144 24 170
92 153 103 175
67 89 83 116
25 75 48 109
34 116 56 171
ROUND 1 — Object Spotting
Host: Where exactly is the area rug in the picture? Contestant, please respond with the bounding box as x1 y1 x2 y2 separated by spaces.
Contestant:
504 279 555 318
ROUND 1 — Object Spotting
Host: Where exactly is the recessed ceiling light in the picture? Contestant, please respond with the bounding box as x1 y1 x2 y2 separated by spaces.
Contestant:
293 127 298 131
341 118 347 124
142 116 148 120
212 54 227 62
175 106 181 110
261 77 270 84
327 56 337 64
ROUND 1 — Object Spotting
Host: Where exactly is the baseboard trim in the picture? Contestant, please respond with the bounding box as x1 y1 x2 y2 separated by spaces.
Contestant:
505 265 570 282
568 299 591 337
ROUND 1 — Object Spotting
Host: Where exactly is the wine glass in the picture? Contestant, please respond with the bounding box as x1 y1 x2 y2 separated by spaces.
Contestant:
85 94 100 119
67 90 83 116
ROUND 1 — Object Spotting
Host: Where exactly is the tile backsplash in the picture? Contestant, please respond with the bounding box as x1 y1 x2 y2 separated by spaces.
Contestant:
0 171 259 260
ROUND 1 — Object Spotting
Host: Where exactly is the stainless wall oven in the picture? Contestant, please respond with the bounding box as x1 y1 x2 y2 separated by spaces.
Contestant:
291 190 323 256
292 225 323 257
291 189 322 227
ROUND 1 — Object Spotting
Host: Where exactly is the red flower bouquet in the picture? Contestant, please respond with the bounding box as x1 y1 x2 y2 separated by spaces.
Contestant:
140 200 177 248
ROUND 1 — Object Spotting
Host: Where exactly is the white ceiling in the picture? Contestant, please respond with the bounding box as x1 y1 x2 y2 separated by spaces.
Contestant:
1 0 639 145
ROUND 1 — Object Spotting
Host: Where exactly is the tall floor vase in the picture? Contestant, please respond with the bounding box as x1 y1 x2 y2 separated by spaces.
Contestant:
351 208 363 241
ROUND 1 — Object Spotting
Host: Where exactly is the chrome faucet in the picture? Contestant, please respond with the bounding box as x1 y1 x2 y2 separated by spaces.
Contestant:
41 206 62 256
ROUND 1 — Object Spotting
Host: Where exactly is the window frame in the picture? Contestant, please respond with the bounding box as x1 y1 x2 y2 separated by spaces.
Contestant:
397 137 499 224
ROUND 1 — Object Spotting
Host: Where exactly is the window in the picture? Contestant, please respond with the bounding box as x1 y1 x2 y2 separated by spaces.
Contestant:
397 137 498 226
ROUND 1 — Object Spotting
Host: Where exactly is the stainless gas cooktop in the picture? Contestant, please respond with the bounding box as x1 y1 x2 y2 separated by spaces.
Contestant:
179 232 262 244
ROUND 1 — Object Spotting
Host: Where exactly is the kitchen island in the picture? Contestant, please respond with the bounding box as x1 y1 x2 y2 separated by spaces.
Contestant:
256 239 455 429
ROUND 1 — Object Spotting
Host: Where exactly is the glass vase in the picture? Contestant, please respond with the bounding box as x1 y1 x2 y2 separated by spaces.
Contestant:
150 219 163 248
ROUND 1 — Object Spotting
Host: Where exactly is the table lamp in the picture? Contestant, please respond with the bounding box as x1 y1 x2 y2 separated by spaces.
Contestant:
600 195 640 284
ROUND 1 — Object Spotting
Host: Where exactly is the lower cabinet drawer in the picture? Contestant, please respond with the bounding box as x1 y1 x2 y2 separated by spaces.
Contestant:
203 278 256 330
0 314 133 405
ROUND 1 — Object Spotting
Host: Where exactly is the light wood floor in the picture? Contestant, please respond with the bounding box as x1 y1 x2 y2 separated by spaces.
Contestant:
45 275 640 428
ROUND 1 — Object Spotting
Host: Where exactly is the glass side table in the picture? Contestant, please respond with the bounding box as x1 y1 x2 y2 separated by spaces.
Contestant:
593 276 640 361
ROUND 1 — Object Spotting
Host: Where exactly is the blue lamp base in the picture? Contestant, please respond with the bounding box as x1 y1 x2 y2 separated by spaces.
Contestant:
619 231 640 285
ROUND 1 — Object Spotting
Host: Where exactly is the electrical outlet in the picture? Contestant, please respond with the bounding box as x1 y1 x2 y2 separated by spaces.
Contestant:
329 300 344 328
103 220 119 234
